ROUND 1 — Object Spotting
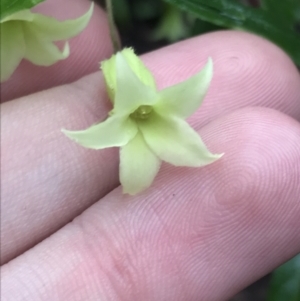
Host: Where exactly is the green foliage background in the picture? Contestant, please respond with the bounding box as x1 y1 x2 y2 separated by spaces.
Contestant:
0 0 44 20
104 0 300 65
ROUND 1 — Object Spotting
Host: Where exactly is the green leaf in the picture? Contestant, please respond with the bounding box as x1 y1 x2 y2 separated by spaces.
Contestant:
261 0 300 25
132 0 164 20
191 18 223 36
267 254 300 301
112 0 131 27
0 0 45 21
163 0 300 65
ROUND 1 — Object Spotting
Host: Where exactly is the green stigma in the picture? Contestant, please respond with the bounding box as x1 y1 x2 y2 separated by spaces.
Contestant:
131 105 153 120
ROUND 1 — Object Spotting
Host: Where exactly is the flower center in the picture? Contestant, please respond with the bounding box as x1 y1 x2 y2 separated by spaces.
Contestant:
131 105 153 120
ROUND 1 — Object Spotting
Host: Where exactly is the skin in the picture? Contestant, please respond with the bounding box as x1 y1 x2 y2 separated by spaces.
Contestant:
1 0 300 300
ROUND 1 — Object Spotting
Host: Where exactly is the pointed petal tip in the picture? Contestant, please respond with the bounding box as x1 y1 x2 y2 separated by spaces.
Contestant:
61 128 93 148
62 129 78 144
59 2 94 38
62 42 70 58
61 128 81 142
204 56 213 76
207 152 224 164
84 2 95 23
212 152 224 158
61 128 75 140
216 152 224 158
82 2 94 20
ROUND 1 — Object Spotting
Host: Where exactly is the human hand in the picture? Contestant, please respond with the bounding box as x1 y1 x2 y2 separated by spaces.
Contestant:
1 0 300 300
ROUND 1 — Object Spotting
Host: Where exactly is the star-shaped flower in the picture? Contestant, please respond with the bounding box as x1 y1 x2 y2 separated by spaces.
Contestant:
0 3 94 82
63 48 223 195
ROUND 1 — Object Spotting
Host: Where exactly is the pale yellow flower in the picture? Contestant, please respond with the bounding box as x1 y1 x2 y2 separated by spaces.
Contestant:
63 48 223 195
0 3 94 82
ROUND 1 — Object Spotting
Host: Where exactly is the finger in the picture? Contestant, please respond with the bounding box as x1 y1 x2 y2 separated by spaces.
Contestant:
0 0 112 102
2 107 300 301
143 30 300 127
2 31 300 264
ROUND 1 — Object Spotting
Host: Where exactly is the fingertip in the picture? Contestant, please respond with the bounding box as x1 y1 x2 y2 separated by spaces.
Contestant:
141 30 300 125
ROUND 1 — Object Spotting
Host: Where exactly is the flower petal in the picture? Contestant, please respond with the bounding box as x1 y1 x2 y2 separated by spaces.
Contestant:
62 115 138 149
120 132 161 195
0 22 25 82
139 113 223 167
155 58 213 118
29 3 94 41
113 51 157 114
100 53 117 101
101 48 156 101
22 23 70 66
122 48 156 90
1 10 34 22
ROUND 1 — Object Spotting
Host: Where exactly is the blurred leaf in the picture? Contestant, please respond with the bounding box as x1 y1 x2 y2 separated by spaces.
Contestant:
163 0 300 65
261 0 300 24
112 0 131 27
191 18 223 35
0 0 45 20
132 0 164 20
267 254 300 301
152 4 192 42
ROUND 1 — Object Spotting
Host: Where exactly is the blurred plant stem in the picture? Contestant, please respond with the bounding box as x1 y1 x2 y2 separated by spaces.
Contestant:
105 0 121 52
